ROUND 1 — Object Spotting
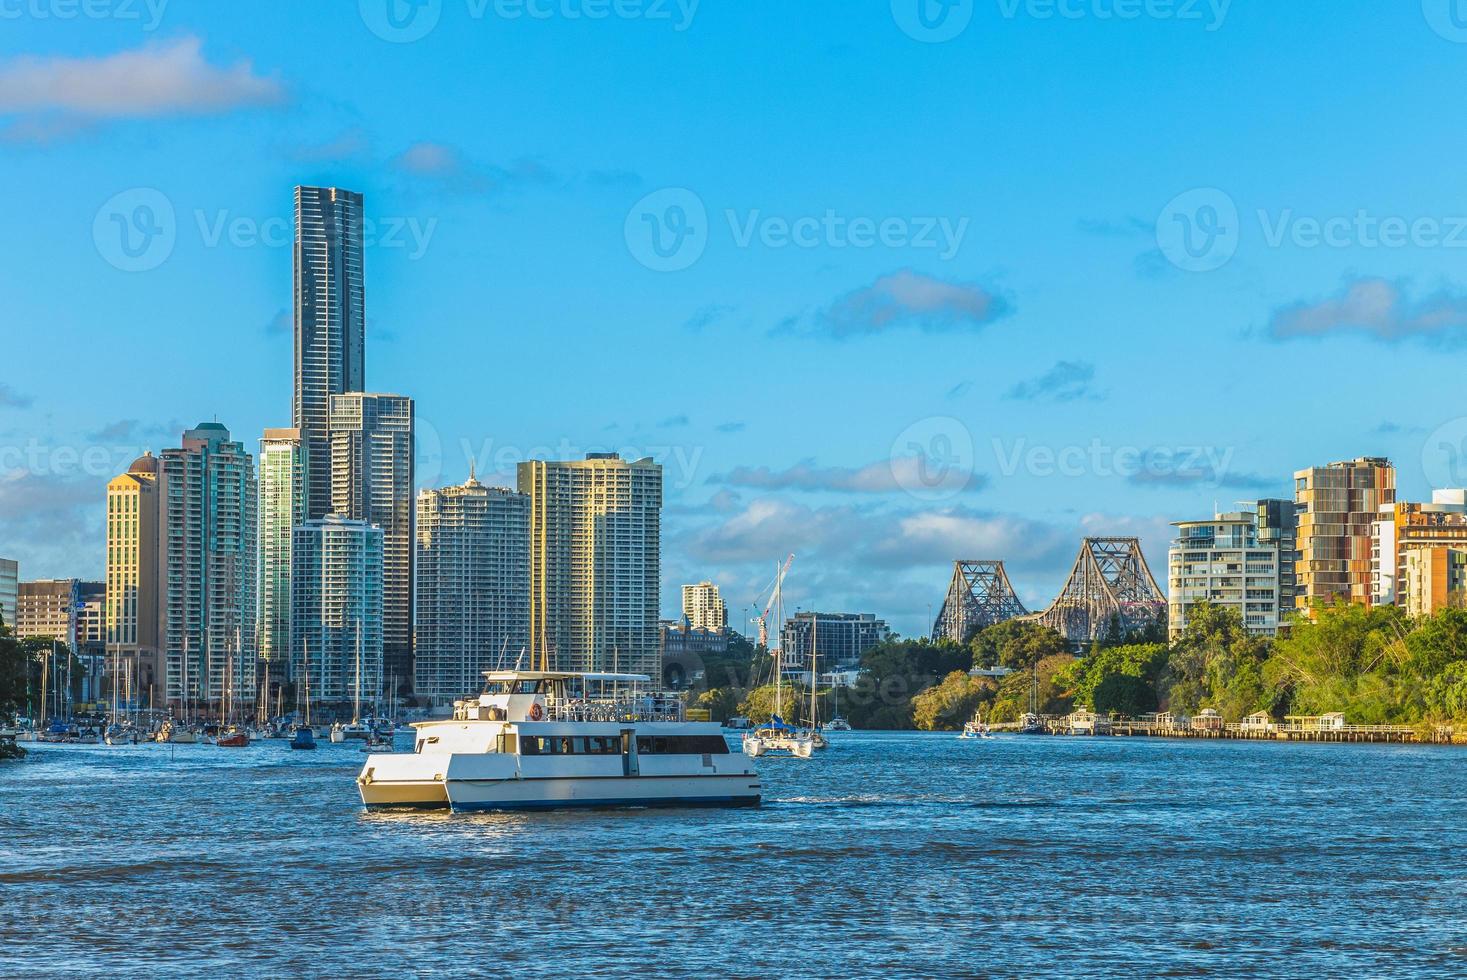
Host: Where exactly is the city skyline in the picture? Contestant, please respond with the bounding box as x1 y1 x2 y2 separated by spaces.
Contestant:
6 7 1467 637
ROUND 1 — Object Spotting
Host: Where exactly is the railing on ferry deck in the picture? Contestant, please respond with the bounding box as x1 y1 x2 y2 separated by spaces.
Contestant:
543 695 686 724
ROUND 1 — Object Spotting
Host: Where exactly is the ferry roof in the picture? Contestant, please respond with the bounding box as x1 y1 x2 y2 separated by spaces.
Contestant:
481 670 652 683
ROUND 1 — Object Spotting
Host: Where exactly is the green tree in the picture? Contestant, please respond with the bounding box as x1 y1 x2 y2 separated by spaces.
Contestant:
1059 642 1167 714
970 620 1068 671
1165 602 1272 719
987 654 1078 723
911 671 995 731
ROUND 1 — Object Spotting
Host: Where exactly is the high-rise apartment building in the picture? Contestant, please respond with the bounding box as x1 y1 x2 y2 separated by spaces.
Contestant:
294 185 364 520
415 471 531 702
0 557 17 633
106 452 167 696
258 428 308 687
1294 457 1395 613
290 515 382 706
1371 490 1467 609
329 392 414 690
519 454 663 679
1168 510 1284 639
681 581 728 632
161 423 257 710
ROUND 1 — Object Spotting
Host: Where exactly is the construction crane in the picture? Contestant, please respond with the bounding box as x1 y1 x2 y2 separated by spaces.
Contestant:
753 554 795 650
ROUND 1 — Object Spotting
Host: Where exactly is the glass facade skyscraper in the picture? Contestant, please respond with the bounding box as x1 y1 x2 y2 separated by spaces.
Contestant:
293 185 364 521
290 516 382 706
329 392 414 692
258 428 307 687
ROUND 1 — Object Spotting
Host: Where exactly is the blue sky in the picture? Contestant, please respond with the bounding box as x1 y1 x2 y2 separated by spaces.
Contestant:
4 1 1467 636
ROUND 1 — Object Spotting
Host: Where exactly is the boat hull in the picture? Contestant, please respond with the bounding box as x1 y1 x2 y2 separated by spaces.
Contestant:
445 774 761 812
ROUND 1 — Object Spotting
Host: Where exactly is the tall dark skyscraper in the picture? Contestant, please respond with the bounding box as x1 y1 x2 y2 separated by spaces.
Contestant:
293 185 364 520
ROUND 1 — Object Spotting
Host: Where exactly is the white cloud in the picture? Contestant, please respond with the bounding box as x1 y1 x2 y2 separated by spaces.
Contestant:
1268 277 1467 343
0 37 284 129
791 269 1010 339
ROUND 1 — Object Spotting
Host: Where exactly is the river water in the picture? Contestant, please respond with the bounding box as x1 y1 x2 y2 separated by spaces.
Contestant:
1 732 1463 977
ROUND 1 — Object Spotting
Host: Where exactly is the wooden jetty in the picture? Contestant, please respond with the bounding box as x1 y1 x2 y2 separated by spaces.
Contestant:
1017 711 1462 745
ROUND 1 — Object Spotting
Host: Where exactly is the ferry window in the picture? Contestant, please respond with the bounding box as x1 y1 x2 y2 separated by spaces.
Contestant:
634 735 730 755
520 736 540 755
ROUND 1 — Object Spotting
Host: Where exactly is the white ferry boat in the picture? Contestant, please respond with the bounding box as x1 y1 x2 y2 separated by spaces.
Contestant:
356 671 761 812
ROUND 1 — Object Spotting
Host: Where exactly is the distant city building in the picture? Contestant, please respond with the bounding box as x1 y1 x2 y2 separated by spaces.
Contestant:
329 392 414 693
76 582 105 654
1168 510 1283 639
16 579 82 645
290 515 383 706
414 471 531 702
0 557 17 633
519 454 663 680
681 581 728 632
294 185 365 521
660 618 731 658
1404 547 1467 618
1371 490 1467 609
1255 498 1298 619
162 423 258 710
659 617 731 690
1294 457 1395 613
106 452 168 698
779 612 889 673
258 428 308 688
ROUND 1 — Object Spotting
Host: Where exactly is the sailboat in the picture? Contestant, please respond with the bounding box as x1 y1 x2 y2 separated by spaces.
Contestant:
339 626 371 741
741 561 816 760
826 681 852 732
217 626 250 747
292 640 317 750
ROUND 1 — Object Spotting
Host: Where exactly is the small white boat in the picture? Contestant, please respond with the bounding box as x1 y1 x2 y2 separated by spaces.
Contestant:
825 716 852 732
328 724 346 744
960 708 992 740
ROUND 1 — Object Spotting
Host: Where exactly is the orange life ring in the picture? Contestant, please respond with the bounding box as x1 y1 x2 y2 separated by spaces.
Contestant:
529 703 544 721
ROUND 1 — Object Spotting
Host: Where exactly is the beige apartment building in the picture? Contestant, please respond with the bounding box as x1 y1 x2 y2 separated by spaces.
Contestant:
518 454 662 680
